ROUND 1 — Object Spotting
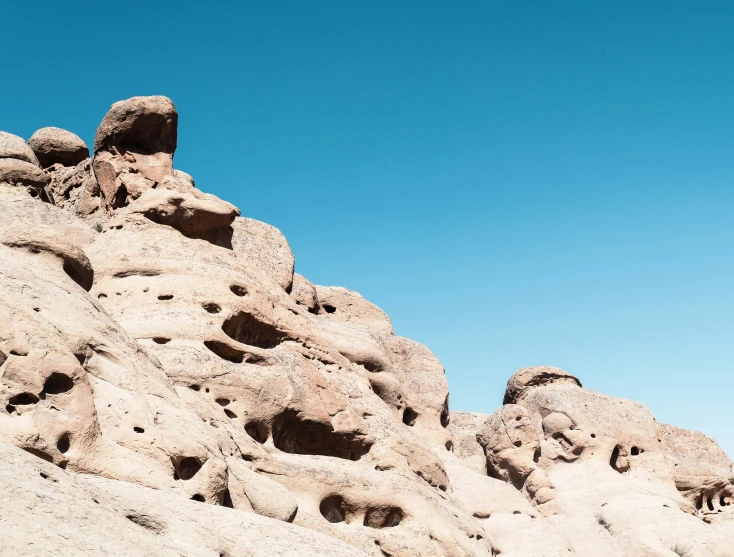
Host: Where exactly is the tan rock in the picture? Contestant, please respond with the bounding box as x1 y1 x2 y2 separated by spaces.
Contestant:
0 131 40 165
503 365 582 404
1 95 733 557
28 127 89 168
231 217 295 291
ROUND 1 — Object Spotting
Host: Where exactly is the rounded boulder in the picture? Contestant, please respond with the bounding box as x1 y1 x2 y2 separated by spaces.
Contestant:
0 131 40 166
28 127 89 168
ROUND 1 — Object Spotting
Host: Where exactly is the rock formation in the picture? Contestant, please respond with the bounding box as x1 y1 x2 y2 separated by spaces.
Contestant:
0 96 731 556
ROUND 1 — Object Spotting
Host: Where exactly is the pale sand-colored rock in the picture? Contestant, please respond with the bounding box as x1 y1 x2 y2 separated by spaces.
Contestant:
0 131 40 165
231 217 295 291
1 96 733 557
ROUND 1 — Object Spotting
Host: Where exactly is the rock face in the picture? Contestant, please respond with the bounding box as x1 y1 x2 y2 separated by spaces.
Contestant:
0 96 731 556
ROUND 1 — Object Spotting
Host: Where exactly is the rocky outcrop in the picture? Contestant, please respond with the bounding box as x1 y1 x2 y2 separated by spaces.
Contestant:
28 127 89 168
0 95 732 557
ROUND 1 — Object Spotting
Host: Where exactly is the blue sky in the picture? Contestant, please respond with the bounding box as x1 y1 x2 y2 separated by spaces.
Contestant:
4 2 734 455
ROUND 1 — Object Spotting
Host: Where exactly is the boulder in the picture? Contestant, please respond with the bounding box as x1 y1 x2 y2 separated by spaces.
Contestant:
0 157 49 192
503 365 582 404
94 95 177 154
0 131 39 165
231 217 295 291
28 127 89 168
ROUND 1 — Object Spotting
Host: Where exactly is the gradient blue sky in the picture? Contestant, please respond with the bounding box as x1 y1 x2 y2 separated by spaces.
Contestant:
4 2 733 455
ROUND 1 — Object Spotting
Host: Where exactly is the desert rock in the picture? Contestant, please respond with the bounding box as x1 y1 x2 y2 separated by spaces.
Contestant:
0 96 732 557
28 127 89 168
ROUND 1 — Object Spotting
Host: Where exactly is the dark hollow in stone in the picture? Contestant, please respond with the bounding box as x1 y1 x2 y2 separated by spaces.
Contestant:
221 312 291 349
272 409 372 461
363 506 403 528
245 421 268 444
319 495 346 523
43 373 74 395
56 434 70 454
9 392 39 406
229 285 247 297
23 447 54 463
204 340 245 363
402 407 418 427
175 457 203 481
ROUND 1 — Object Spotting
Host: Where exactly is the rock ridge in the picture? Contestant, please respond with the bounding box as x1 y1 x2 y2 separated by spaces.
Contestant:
0 95 731 556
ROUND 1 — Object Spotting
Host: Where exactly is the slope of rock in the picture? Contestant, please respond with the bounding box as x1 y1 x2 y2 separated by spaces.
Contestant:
0 96 731 556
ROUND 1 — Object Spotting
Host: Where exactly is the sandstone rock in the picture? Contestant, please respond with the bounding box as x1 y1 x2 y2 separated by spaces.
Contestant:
232 217 295 291
94 95 177 154
28 127 89 168
0 131 39 165
503 365 582 404
2 95 733 557
0 158 49 193
315 286 394 334
291 272 319 312
0 439 366 556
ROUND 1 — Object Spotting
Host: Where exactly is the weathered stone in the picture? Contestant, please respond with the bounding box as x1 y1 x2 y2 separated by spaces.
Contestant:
0 131 39 165
0 95 732 557
28 127 89 168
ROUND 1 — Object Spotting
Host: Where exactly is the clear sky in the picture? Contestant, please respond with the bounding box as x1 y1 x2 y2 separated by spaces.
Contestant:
4 2 733 455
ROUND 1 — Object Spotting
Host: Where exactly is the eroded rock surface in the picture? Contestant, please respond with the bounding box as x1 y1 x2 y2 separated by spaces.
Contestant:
0 96 732 556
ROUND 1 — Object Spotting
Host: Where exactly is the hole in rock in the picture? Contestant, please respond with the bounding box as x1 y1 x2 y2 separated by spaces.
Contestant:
440 395 450 428
157 294 173 301
513 440 522 447
215 398 230 406
188 385 200 391
322 304 336 314
229 285 247 297
609 444 628 473
112 184 129 209
203 302 221 314
707 496 715 512
245 421 268 444
221 312 291 349
62 260 93 291
204 340 245 363
402 407 418 427
174 457 203 481
43 373 74 395
56 435 70 454
9 350 27 356
134 427 145 433
224 409 237 419
364 507 403 528
272 409 372 461
320 495 346 523
191 494 205 502
125 513 165 533
152 337 170 344
445 440 454 452
631 446 640 456
9 392 39 406
5 405 15 414
591 434 596 438
221 489 234 508
23 447 54 463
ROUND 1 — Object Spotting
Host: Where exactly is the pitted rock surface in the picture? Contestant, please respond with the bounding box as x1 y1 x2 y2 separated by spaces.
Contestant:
0 95 732 557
